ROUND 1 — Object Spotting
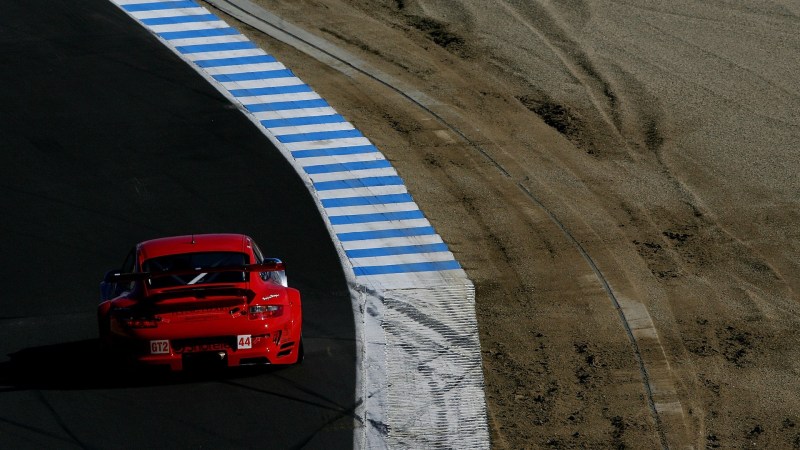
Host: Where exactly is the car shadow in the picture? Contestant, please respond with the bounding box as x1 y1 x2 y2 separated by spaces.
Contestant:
0 339 280 391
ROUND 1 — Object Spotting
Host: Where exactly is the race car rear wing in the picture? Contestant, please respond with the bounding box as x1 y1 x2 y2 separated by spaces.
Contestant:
104 259 285 283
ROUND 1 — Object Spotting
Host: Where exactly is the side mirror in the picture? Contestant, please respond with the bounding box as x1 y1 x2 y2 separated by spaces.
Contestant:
261 258 288 287
100 269 134 301
100 269 119 301
270 269 288 287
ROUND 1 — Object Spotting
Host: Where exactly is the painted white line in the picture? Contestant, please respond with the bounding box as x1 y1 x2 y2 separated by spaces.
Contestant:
355 270 468 289
350 252 455 268
165 34 250 48
297 152 386 170
239 91 322 105
268 122 354 136
148 21 230 33
130 8 208 20
332 218 431 234
315 185 407 200
324 202 420 216
202 62 286 75
253 106 338 121
116 0 168 4
286 149 386 165
284 137 373 152
308 167 398 183
340 235 445 250
183 48 267 61
221 77 305 91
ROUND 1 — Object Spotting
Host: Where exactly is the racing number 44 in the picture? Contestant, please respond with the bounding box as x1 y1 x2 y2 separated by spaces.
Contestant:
237 335 252 349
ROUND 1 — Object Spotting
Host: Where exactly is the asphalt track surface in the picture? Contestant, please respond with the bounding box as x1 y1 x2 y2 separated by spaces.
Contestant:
0 1 356 448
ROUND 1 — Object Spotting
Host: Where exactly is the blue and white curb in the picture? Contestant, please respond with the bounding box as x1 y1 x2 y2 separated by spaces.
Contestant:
110 1 489 448
116 0 467 292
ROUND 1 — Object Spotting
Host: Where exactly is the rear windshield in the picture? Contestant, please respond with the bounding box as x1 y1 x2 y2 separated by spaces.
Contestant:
142 252 248 288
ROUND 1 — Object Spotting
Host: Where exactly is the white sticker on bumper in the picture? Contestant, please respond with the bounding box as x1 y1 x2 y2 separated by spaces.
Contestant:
237 335 252 349
150 340 169 354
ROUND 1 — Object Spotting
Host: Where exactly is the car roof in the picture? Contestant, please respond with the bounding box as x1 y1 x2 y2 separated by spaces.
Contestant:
137 234 250 260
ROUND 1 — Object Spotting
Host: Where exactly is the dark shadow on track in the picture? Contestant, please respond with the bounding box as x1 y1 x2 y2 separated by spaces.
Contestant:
0 339 285 392
0 0 355 448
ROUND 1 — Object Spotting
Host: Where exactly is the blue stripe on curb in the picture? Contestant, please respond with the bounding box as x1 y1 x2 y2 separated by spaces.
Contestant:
353 260 461 276
291 145 377 159
159 27 239 40
321 194 414 208
177 41 257 54
330 210 425 225
346 243 449 258
245 99 328 112
303 159 391 174
194 55 277 68
314 176 404 191
233 84 312 98
277 129 361 143
337 226 436 242
212 69 295 82
261 114 344 128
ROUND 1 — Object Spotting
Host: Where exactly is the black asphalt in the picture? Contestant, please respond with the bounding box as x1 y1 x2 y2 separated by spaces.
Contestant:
0 1 356 448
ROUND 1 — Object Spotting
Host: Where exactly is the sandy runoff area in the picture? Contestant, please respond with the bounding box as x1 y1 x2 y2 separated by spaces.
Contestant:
214 0 800 447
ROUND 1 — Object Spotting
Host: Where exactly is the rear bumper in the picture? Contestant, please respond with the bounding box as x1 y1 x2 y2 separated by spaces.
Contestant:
110 333 300 371
104 307 301 370
108 318 301 370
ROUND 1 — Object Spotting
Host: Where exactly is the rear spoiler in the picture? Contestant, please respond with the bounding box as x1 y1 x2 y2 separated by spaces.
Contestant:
104 259 285 283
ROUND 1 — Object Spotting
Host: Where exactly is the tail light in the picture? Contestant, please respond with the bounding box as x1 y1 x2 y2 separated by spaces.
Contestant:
122 317 160 328
249 305 284 320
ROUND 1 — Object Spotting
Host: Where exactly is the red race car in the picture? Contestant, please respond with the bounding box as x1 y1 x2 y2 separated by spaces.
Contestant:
97 233 303 371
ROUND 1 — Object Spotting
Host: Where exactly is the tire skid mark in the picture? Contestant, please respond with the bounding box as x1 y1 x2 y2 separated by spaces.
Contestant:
0 416 79 447
381 286 486 449
35 390 89 449
496 0 626 144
